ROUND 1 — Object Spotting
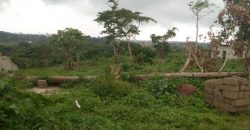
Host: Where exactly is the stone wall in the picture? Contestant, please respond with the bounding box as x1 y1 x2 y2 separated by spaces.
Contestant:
0 53 18 72
204 77 250 112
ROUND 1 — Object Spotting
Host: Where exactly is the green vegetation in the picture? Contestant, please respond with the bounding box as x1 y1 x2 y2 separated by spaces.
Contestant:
1 76 250 129
1 0 250 129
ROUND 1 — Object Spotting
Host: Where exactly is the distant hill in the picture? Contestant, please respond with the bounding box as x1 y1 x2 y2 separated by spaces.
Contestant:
134 40 209 49
0 31 49 45
0 31 209 49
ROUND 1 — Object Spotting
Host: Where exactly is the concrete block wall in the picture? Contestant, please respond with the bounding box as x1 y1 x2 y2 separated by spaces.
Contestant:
204 77 250 112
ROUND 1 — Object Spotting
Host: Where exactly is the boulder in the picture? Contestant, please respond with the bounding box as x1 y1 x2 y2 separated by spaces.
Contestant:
177 84 197 96
0 53 18 72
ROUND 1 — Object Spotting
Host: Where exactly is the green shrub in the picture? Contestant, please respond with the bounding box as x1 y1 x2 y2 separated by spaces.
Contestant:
0 79 9 91
134 47 157 64
91 76 134 99
0 81 52 129
141 76 176 97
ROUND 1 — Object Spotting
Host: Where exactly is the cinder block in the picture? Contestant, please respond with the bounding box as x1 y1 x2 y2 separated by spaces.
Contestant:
204 86 214 94
224 98 235 105
204 79 221 89
213 100 238 112
228 86 240 92
215 95 224 102
205 93 224 102
223 78 240 86
223 91 239 100
238 92 250 99
240 80 250 91
237 106 250 112
235 99 250 106
215 84 239 91
205 98 213 106
224 98 250 106
214 89 223 96
243 92 250 99
205 93 214 100
238 92 245 99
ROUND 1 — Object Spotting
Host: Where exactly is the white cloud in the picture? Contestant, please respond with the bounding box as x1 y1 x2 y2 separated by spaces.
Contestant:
0 0 225 41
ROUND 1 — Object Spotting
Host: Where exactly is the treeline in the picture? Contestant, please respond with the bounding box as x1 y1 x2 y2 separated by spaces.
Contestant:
0 31 187 69
0 34 114 68
0 31 49 44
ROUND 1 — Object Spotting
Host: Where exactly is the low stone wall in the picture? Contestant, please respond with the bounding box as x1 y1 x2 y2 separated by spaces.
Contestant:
204 77 250 112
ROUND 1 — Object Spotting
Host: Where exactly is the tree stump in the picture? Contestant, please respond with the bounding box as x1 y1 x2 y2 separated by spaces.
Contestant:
111 65 121 79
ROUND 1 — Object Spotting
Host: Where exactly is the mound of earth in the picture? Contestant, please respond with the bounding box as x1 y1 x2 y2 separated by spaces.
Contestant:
176 84 197 96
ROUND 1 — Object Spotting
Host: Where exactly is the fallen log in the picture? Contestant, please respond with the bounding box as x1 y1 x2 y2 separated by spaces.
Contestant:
26 76 97 84
25 72 246 83
136 72 247 80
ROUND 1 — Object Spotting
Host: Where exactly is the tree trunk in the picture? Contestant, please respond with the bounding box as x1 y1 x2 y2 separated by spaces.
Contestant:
114 46 118 64
127 40 133 62
180 51 193 72
192 53 204 72
76 51 80 69
219 55 229 72
195 16 199 54
68 50 73 70
160 44 165 61
247 43 250 80
64 50 70 70
114 45 120 64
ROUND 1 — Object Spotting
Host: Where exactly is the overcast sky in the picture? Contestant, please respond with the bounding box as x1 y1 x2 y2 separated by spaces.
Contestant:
0 0 224 41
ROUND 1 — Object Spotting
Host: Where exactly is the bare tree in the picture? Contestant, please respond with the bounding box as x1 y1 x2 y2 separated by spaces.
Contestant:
180 0 215 72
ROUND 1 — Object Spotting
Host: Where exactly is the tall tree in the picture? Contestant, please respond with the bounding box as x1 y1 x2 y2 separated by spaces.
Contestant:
188 0 215 52
95 0 156 63
75 35 89 68
180 0 215 72
50 28 85 70
150 27 178 61
95 0 121 64
217 0 250 79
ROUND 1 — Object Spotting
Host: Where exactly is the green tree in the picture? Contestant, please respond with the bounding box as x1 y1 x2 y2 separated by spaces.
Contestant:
217 0 250 79
95 0 120 64
150 27 177 61
50 28 85 70
95 0 156 63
